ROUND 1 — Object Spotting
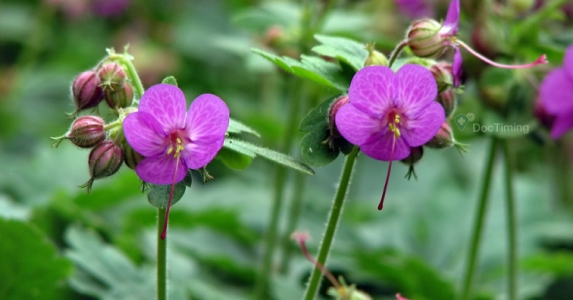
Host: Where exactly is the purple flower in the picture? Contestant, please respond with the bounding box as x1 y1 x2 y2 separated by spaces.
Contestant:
539 45 573 139
335 65 444 209
123 84 230 185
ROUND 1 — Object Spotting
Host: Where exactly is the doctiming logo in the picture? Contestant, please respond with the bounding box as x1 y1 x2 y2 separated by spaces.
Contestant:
454 113 529 134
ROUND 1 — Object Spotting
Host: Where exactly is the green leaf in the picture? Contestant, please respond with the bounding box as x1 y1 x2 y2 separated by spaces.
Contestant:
0 219 73 300
312 34 369 71
223 137 314 175
161 75 178 86
216 147 253 170
227 118 261 137
147 172 191 208
251 48 349 91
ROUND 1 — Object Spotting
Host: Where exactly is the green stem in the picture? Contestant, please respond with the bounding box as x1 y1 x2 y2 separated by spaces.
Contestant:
302 146 359 300
254 79 303 300
279 171 307 273
388 40 409 68
502 141 517 300
157 208 167 300
459 138 498 300
108 53 145 98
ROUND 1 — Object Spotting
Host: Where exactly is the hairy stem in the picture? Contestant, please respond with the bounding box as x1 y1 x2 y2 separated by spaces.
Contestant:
459 139 498 300
502 141 517 300
302 146 359 300
388 40 409 68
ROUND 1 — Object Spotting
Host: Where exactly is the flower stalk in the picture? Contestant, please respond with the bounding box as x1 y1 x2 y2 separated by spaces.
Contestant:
157 207 167 300
302 146 359 300
502 140 517 300
459 138 498 300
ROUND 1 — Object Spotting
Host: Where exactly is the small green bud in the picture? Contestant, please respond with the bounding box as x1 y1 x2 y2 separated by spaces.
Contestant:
429 62 453 93
364 43 388 66
123 143 144 170
436 89 456 118
406 19 448 58
105 82 134 109
98 62 126 91
401 146 423 180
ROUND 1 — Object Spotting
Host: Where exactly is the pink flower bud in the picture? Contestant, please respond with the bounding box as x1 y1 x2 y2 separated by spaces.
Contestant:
436 89 456 118
66 116 106 148
406 19 448 58
105 82 134 109
98 62 126 91
80 140 124 193
401 146 423 181
429 62 453 93
72 71 104 113
425 122 455 149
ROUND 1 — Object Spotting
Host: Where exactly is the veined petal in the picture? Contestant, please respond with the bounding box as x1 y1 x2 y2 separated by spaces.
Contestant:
550 114 573 139
348 66 396 118
360 132 410 161
401 101 445 146
182 137 225 169
123 111 168 157
138 84 187 132
395 64 438 117
540 68 573 114
136 155 187 185
564 45 573 80
453 47 463 88
335 103 384 146
186 94 230 144
443 0 460 35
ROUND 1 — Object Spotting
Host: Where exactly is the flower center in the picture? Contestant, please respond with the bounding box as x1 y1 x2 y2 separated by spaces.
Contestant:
388 113 402 138
166 133 185 158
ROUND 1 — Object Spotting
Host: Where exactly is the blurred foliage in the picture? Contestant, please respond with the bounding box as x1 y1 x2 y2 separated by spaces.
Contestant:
1 0 573 300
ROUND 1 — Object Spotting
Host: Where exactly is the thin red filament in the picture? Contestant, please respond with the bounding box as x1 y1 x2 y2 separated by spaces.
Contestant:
378 134 396 210
161 156 180 239
295 235 341 290
457 40 547 69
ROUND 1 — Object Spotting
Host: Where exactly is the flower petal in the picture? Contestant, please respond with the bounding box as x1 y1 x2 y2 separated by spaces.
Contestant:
540 68 573 114
401 101 445 146
348 66 396 117
395 64 438 117
443 0 460 35
335 102 384 146
123 111 167 157
135 155 187 185
452 47 463 88
186 94 230 144
138 84 187 132
182 137 225 169
360 132 411 161
550 114 573 139
565 45 573 80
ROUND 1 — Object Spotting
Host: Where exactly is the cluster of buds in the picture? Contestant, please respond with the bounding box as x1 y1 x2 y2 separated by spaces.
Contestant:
70 62 134 116
54 61 142 192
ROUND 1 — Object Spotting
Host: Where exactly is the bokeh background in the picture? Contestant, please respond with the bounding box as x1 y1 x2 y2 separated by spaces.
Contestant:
1 0 573 299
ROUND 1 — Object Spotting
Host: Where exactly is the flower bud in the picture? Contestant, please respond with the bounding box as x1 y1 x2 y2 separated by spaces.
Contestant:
429 62 453 92
401 147 423 181
80 140 124 193
72 71 104 113
123 143 144 170
508 0 535 15
365 43 388 66
425 122 454 149
406 19 448 58
67 116 106 148
98 62 126 91
329 95 350 139
104 82 133 109
436 89 456 118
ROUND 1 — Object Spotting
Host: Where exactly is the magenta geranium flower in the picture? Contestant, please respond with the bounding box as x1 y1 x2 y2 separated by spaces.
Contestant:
539 45 573 139
335 65 444 210
124 84 229 184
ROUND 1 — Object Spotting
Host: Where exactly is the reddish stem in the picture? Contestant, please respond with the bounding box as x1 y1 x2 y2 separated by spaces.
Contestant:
293 233 341 290
457 40 547 69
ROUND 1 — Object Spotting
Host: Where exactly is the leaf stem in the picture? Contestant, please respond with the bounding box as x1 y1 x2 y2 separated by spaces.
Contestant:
302 146 359 300
459 138 498 300
157 207 167 300
502 140 517 300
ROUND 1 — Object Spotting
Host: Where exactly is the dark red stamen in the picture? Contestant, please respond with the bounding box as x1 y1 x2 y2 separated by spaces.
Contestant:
292 232 341 290
161 156 181 239
378 134 396 210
